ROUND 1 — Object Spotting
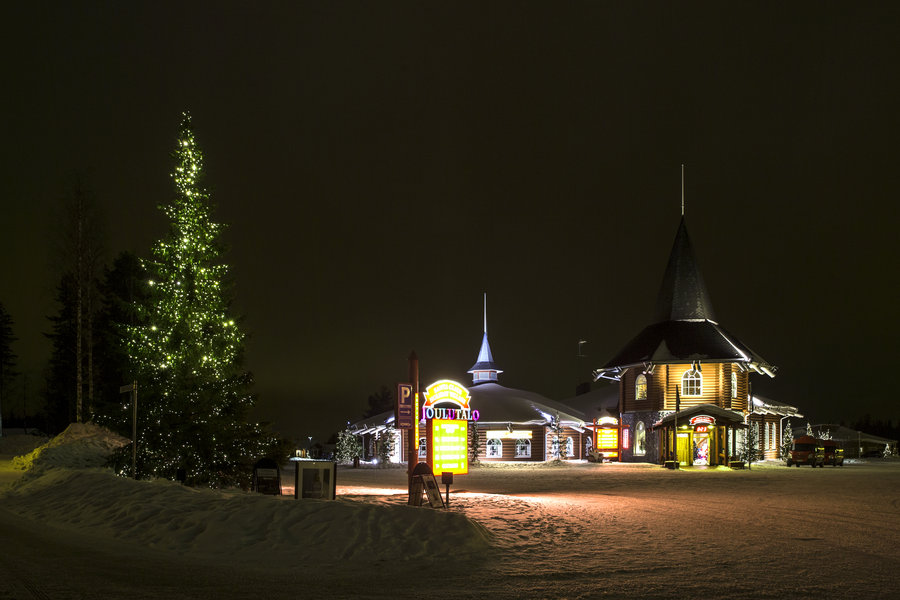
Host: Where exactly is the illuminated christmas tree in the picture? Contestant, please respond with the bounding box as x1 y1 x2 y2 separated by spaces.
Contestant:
125 113 284 486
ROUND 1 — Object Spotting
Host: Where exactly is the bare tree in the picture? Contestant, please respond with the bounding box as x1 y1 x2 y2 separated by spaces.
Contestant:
54 176 106 423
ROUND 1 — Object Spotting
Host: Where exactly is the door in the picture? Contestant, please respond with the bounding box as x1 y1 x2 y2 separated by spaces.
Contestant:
693 433 709 465
676 433 691 465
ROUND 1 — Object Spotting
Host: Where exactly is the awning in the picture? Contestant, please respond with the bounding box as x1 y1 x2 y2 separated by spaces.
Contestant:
651 404 748 430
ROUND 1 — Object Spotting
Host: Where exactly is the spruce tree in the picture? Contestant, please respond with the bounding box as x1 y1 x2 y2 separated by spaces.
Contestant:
0 302 19 434
780 418 793 462
125 113 285 487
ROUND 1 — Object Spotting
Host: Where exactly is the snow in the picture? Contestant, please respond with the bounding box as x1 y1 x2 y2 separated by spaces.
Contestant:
2 425 900 599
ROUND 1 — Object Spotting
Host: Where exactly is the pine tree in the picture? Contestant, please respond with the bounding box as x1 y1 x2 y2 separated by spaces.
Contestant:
335 427 363 464
780 418 793 462
124 113 285 487
44 274 79 434
0 302 19 435
93 251 148 433
376 427 396 466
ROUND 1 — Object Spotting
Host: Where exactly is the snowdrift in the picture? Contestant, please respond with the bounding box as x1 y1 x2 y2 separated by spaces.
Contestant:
0 423 490 565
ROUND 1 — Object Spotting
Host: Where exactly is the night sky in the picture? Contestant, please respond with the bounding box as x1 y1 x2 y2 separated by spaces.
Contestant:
3 3 899 444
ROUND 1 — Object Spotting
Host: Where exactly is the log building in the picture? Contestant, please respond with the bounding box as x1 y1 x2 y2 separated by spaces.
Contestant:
593 217 799 465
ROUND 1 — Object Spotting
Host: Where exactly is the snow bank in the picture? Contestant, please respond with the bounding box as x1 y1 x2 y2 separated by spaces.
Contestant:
11 422 129 474
0 423 490 566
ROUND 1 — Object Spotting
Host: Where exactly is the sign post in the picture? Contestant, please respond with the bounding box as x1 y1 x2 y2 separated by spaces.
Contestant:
406 352 419 497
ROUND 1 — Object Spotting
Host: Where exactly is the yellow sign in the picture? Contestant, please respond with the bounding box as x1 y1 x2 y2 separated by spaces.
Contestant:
432 419 468 475
423 380 471 409
597 428 619 450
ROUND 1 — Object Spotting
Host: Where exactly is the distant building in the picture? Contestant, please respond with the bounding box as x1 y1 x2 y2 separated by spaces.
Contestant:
593 217 800 465
348 301 588 464
795 424 897 458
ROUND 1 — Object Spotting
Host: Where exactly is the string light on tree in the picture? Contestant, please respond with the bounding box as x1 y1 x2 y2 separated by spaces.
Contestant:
124 113 285 487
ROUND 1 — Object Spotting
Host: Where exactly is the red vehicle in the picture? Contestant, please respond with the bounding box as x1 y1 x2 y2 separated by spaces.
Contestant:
786 435 824 467
821 439 844 466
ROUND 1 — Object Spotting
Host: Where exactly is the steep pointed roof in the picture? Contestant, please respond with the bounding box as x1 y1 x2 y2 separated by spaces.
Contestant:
469 332 501 373
653 217 716 323
595 217 775 379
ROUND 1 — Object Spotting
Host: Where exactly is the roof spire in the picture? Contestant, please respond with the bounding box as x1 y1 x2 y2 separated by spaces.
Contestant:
681 163 685 217
469 293 502 384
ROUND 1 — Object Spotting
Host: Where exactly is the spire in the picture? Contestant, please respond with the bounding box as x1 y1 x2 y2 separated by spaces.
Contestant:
468 293 503 384
652 218 717 323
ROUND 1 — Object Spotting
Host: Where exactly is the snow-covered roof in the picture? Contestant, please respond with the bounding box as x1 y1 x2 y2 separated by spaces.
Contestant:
467 382 585 426
794 424 898 446
557 384 619 423
348 383 586 433
651 404 748 429
751 395 802 417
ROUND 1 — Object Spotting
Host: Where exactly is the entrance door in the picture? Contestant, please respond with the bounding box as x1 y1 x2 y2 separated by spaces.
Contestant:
676 433 691 465
693 433 710 465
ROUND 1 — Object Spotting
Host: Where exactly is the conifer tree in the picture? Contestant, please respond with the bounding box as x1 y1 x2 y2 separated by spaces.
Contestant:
125 113 285 486
0 302 19 434
335 427 363 465
780 418 793 462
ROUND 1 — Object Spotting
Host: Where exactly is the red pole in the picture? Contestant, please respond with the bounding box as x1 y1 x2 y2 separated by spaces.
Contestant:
408 352 419 489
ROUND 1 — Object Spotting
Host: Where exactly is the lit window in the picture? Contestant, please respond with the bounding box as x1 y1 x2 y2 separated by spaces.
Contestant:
731 371 738 399
565 437 574 458
515 439 531 458
634 421 646 456
486 438 502 458
635 374 648 400
682 369 702 396
764 423 770 450
418 437 426 458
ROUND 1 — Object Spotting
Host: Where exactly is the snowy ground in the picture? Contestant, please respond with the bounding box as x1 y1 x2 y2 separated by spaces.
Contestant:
2 426 899 599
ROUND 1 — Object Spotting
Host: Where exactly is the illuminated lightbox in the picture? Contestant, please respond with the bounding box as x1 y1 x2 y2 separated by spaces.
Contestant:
597 428 618 450
431 419 468 475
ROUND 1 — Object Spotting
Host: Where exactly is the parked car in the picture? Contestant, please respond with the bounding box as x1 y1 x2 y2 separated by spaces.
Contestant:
821 439 844 466
786 435 824 467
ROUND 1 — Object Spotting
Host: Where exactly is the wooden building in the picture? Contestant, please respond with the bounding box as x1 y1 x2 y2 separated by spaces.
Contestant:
593 217 798 466
349 302 588 464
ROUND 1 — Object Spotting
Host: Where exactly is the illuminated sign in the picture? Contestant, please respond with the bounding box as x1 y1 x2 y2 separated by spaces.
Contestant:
431 419 468 475
423 380 471 409
689 415 715 426
597 428 619 450
422 379 480 421
486 430 532 440
396 383 414 429
597 416 619 426
695 425 708 433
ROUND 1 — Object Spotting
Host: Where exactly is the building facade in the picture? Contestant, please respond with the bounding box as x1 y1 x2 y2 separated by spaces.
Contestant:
594 217 799 465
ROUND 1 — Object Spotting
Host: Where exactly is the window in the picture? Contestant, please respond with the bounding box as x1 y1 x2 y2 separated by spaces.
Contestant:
635 374 648 400
515 438 531 458
635 421 646 456
566 437 574 458
418 437 427 458
682 368 702 396
731 371 738 399
764 423 770 450
486 438 502 458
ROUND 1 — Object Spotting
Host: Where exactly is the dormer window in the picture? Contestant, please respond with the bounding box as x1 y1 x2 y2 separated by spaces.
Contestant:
731 370 738 399
682 368 702 396
635 374 648 400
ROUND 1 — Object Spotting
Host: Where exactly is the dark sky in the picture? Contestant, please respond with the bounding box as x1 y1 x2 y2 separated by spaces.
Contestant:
2 3 899 443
